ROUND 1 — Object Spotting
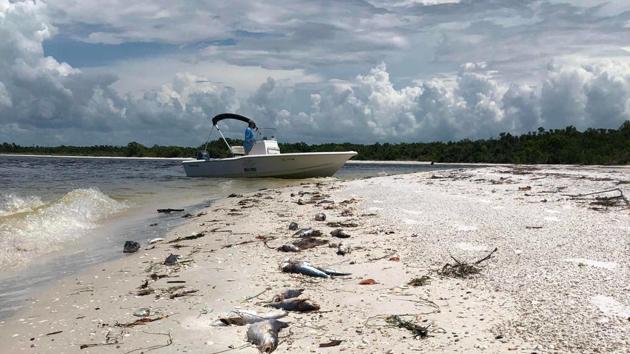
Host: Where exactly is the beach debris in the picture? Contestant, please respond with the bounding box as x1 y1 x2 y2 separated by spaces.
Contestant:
288 222 299 231
167 232 206 243
280 260 351 278
408 275 431 287
330 229 351 238
164 254 180 266
148 237 164 244
46 330 63 336
386 315 429 339
341 209 353 217
271 288 305 302
359 278 377 285
277 244 300 252
157 208 184 213
228 193 243 198
137 287 155 296
440 247 498 278
292 237 328 250
327 221 359 228
267 298 320 312
389 255 400 262
246 319 288 353
182 213 193 218
115 315 169 328
293 228 322 238
339 198 358 205
319 339 343 348
133 308 151 317
315 213 326 221
518 186 532 191
123 241 140 253
336 242 351 256
164 286 198 299
564 188 629 209
217 310 288 326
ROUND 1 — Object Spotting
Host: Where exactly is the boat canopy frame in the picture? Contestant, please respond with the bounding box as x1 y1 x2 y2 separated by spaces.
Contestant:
209 113 258 155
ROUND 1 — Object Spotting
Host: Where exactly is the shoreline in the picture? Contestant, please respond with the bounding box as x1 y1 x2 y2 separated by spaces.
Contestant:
3 154 629 169
0 165 628 353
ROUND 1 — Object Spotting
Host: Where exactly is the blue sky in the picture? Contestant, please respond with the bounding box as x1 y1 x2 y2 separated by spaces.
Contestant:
1 0 630 146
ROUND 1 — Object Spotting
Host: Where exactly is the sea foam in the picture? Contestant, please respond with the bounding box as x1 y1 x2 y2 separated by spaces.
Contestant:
0 188 126 268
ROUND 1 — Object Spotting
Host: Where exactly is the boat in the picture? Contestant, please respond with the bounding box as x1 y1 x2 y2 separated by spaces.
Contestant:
183 113 357 178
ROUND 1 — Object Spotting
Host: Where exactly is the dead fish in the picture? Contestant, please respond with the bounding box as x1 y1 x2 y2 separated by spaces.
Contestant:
247 319 288 353
291 237 328 250
336 243 351 256
280 260 351 278
164 254 179 265
288 222 298 231
330 229 351 238
314 213 326 221
267 298 320 312
218 310 287 326
293 228 322 238
271 288 304 302
277 244 300 252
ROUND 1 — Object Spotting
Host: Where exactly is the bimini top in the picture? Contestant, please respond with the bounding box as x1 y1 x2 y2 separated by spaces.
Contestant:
211 113 256 127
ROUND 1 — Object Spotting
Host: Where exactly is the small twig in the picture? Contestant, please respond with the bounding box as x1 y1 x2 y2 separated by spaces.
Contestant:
241 287 272 303
124 331 172 354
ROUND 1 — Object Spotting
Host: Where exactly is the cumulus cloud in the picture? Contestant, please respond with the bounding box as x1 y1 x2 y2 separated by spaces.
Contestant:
238 62 630 143
1 0 630 147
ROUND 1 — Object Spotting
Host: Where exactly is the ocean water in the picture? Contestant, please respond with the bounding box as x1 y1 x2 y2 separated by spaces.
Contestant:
0 155 471 318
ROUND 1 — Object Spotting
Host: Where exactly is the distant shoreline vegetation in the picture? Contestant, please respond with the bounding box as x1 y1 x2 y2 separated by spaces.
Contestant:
2 122 629 164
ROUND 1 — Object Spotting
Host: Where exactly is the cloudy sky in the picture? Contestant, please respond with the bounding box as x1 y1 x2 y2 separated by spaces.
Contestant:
1 0 630 146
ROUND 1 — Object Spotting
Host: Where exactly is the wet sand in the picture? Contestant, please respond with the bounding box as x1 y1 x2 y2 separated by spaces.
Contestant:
0 165 628 353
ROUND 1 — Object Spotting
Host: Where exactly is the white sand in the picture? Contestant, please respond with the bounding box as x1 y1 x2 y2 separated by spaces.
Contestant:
0 165 628 353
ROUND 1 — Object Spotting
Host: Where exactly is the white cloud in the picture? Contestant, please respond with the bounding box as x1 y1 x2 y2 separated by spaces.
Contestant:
1 0 630 147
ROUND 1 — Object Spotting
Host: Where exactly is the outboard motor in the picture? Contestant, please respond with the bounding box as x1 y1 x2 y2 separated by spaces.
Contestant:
196 150 210 160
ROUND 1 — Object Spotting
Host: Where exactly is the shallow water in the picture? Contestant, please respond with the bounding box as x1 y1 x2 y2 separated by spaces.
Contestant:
0 155 475 318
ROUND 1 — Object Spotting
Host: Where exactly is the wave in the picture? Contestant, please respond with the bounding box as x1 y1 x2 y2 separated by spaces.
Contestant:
0 194 45 217
0 188 126 268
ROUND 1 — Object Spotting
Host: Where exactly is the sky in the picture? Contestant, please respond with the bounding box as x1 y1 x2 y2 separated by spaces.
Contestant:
1 0 630 146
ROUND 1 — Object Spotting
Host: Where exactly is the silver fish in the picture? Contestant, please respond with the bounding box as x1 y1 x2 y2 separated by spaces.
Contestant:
280 260 351 278
293 228 322 238
217 310 287 326
267 298 320 312
246 319 288 353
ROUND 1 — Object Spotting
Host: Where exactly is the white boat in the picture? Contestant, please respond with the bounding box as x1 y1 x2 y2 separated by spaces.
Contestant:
183 113 357 178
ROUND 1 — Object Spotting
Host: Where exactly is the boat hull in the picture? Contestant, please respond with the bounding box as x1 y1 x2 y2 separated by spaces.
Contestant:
182 152 357 178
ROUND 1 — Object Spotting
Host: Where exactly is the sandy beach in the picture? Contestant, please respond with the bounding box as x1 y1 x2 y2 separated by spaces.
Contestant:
0 165 628 353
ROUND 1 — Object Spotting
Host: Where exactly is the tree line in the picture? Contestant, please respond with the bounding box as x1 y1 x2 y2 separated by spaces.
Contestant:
2 121 629 164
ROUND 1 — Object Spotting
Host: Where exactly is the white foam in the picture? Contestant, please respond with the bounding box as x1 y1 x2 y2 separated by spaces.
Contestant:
544 216 560 222
0 188 126 267
367 206 383 211
591 295 630 318
0 194 44 217
564 258 617 270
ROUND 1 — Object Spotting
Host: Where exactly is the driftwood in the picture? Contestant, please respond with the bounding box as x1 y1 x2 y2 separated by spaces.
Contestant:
157 208 184 213
440 247 498 278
